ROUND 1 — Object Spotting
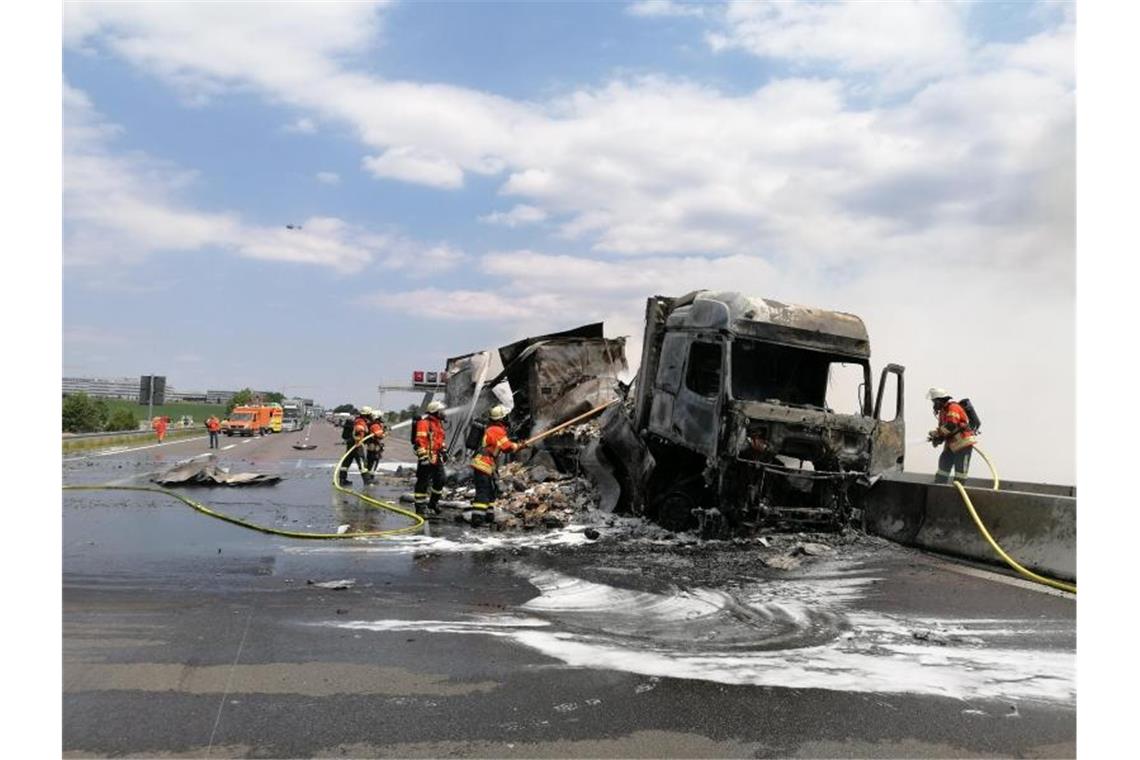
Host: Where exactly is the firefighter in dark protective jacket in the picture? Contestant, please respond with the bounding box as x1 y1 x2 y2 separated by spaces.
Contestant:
413 401 447 516
470 405 524 520
338 406 373 486
926 388 978 484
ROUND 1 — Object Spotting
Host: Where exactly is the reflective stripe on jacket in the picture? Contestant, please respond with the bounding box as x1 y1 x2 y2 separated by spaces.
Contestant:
471 422 519 475
414 416 446 464
939 401 977 453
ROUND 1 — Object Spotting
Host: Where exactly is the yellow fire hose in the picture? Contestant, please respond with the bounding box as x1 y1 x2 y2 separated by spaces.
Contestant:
953 445 1075 594
62 433 423 539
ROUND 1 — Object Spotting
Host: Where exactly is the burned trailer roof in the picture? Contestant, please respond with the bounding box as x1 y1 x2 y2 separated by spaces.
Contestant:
665 290 871 358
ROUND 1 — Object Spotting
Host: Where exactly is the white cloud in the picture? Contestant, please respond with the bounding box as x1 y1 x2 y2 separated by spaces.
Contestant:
316 171 340 185
707 1 971 91
362 147 464 189
359 288 559 321
285 117 318 134
64 84 375 273
381 243 468 275
478 204 548 227
627 1 707 19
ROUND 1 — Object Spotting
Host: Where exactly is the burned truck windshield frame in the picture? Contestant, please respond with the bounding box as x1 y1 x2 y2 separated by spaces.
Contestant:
730 340 868 411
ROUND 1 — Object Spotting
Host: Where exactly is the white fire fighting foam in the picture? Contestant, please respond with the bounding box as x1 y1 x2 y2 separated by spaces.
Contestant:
330 563 1075 705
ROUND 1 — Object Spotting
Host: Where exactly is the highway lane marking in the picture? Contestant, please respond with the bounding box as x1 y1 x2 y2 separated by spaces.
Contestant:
63 435 210 462
932 559 1075 598
221 444 236 451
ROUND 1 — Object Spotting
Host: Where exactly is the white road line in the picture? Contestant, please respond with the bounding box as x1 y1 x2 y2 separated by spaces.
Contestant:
63 435 210 462
934 560 1075 598
221 444 236 451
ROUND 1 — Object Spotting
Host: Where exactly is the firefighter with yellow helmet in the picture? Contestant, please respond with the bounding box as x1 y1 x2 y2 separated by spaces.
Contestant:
413 401 447 516
470 404 524 523
926 388 978 484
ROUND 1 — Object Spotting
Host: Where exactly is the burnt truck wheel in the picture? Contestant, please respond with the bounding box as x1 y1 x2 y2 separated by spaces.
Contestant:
652 489 698 533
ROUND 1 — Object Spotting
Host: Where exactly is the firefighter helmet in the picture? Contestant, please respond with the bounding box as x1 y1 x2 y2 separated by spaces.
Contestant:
360 406 374 417
425 400 445 415
926 387 951 402
489 404 508 420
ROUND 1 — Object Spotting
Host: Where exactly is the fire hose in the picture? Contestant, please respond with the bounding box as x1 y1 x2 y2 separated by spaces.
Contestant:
62 433 424 539
954 445 1076 594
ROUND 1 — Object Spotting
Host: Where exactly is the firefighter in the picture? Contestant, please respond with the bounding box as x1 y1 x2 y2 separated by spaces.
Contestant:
205 415 221 449
338 406 372 486
413 401 447 516
926 388 977 484
362 409 387 483
470 405 524 525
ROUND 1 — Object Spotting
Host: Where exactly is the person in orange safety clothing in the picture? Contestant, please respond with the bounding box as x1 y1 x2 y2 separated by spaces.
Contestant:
926 387 977 484
205 415 221 449
413 401 447 516
152 416 168 443
469 404 524 525
338 406 373 486
362 410 387 483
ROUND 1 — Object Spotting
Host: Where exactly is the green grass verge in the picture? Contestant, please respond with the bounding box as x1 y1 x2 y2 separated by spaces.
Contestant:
62 427 205 455
99 399 229 424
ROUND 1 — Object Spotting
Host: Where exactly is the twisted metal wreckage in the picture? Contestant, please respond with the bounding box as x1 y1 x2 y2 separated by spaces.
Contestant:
441 290 907 536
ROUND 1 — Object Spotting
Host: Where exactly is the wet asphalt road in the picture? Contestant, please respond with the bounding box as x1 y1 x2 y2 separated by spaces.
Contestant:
63 422 1076 758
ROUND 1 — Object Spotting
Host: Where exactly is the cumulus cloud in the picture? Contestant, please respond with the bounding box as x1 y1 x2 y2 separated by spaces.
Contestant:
380 243 469 275
627 1 707 19
478 204 548 227
358 288 560 321
285 117 318 134
706 1 972 91
65 84 374 273
362 147 464 189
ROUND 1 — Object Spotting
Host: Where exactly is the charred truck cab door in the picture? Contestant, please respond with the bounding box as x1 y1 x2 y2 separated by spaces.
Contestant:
649 332 722 458
869 363 906 475
647 332 687 439
672 337 723 457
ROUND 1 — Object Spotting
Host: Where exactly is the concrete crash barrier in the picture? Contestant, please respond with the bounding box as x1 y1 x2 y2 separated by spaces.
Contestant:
864 474 1075 582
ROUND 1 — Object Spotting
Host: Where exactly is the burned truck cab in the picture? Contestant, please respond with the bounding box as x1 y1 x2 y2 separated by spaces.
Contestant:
611 291 905 533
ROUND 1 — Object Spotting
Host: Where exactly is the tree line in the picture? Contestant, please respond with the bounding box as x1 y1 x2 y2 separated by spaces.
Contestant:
62 393 141 434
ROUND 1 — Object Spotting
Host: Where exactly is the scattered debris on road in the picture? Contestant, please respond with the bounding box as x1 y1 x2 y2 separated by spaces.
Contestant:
306 578 356 590
152 457 281 486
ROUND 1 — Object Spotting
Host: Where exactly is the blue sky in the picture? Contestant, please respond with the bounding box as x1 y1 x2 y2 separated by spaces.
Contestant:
62 1 1074 481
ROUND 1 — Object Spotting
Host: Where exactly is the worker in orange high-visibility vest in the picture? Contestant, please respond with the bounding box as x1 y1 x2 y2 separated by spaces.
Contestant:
926 387 977 484
469 405 524 526
205 415 221 449
338 406 372 486
413 401 447 516
152 416 168 443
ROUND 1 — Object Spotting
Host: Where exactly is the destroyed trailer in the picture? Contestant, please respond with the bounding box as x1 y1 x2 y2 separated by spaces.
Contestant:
444 323 627 472
600 291 905 534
